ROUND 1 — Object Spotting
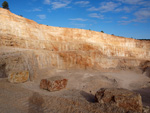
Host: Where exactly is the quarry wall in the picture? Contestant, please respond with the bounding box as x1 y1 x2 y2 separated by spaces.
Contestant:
0 8 150 75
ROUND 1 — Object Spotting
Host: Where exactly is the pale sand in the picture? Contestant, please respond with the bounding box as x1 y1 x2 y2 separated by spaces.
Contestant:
21 69 150 104
22 68 150 93
0 69 150 112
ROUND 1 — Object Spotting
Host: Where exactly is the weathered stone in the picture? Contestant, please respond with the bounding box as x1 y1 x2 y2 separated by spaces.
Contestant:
40 79 48 90
8 71 29 83
95 88 143 112
40 76 68 92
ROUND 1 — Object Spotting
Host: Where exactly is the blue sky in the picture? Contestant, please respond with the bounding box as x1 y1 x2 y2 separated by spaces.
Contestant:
0 0 150 39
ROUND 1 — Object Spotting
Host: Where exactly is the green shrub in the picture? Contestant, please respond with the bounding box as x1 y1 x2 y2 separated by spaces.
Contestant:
2 1 9 10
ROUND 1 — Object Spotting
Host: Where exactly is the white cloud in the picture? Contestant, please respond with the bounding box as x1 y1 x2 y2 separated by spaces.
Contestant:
87 7 99 11
44 0 51 5
52 2 68 9
116 0 150 7
122 6 131 13
43 0 72 9
121 16 128 19
116 0 142 4
71 23 86 27
51 0 71 9
37 15 46 19
118 19 145 25
88 13 104 19
69 18 88 21
118 8 150 24
33 8 42 11
88 2 120 12
134 8 150 20
118 20 132 25
100 2 120 12
118 17 148 24
25 7 42 12
75 1 90 7
115 6 131 13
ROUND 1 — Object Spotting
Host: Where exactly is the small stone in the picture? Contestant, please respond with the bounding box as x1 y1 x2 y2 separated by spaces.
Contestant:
40 76 68 92
95 88 143 113
8 71 29 83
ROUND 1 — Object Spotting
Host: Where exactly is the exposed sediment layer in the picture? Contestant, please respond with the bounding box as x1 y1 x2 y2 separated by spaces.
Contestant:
0 8 150 78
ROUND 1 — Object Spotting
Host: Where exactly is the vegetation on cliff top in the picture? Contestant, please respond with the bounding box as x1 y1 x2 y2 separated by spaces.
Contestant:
2 1 9 10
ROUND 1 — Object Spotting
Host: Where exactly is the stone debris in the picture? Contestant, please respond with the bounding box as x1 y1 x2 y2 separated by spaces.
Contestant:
40 76 68 92
95 88 143 113
8 71 29 83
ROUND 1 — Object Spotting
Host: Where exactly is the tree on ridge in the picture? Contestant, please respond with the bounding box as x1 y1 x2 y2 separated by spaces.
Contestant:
2 1 9 10
101 31 104 33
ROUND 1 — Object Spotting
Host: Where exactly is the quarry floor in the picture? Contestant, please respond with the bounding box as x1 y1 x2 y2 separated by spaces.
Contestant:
0 69 150 113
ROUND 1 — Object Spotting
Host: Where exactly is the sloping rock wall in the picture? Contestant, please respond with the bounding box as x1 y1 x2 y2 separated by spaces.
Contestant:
0 8 150 78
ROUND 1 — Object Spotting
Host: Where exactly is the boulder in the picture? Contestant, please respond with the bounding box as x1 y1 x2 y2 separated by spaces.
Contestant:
40 76 68 92
8 71 29 83
95 88 143 113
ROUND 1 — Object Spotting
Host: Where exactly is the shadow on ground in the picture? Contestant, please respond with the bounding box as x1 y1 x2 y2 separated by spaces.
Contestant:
28 92 45 113
80 91 96 103
135 88 150 107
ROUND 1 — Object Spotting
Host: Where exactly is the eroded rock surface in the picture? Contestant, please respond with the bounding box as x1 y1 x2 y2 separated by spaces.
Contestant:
95 88 143 112
40 76 68 92
0 8 150 77
8 71 29 83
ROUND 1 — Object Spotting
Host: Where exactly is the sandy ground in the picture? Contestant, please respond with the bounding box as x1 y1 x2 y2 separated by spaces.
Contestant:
0 69 150 112
22 68 150 93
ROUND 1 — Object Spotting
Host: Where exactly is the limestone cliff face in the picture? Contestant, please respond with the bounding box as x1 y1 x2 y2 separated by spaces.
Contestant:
0 8 150 76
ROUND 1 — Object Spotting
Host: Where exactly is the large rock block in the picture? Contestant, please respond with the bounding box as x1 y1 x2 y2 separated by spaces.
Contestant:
40 76 68 92
95 88 143 112
8 71 29 83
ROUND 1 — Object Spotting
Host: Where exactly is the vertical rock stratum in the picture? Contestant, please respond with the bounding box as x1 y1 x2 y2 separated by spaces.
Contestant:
0 8 150 79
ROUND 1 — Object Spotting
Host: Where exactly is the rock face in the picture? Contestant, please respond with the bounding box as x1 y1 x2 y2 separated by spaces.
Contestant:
0 8 150 79
95 88 143 112
8 71 29 83
40 76 68 92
